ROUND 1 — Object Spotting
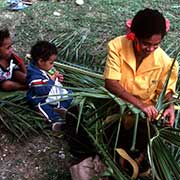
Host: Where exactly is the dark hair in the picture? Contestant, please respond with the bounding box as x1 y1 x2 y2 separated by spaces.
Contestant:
130 8 166 39
0 28 10 46
30 41 57 63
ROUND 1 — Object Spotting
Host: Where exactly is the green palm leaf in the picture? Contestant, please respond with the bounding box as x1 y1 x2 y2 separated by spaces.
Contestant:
150 136 180 180
156 49 180 112
0 91 47 139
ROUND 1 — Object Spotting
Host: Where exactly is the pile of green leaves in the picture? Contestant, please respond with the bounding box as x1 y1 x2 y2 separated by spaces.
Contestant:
0 59 180 179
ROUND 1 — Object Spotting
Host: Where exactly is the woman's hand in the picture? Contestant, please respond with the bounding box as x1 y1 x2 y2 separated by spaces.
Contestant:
139 103 158 120
162 105 175 127
162 92 176 127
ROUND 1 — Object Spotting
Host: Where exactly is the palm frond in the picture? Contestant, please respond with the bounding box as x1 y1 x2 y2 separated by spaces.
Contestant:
52 30 107 74
0 91 47 139
149 134 180 180
156 48 180 112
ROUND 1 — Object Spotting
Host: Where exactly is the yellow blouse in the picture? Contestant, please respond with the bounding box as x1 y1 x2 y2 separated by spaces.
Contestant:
104 35 178 104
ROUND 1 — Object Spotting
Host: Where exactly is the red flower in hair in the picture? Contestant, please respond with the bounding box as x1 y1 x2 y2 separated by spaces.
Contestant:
165 19 170 32
126 32 135 40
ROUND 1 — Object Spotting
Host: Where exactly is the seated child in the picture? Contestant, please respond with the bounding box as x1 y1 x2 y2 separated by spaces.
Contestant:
0 27 27 91
26 40 72 131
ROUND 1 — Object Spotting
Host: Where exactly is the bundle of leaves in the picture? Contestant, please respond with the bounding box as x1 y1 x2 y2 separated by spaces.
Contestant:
0 56 180 179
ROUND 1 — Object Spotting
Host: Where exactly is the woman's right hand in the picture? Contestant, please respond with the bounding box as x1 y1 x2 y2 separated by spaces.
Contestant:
139 103 158 120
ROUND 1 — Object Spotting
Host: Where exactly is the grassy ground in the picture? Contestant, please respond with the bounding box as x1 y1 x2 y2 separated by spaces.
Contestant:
0 0 179 180
0 0 179 71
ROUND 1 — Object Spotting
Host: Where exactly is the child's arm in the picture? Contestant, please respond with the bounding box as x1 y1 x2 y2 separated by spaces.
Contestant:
28 76 55 96
18 61 27 74
0 80 27 91
12 53 27 73
0 60 27 91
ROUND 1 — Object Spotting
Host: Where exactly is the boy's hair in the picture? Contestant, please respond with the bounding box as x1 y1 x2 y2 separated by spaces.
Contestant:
130 8 166 39
30 41 58 63
0 28 10 46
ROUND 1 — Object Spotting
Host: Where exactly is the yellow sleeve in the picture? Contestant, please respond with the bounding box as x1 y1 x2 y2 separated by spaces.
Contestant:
103 40 122 80
156 59 179 95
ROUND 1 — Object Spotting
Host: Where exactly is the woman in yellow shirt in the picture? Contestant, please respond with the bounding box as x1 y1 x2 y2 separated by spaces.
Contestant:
104 8 178 177
104 8 178 126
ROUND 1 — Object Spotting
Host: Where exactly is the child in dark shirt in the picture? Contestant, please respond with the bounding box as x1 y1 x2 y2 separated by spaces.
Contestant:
0 27 27 91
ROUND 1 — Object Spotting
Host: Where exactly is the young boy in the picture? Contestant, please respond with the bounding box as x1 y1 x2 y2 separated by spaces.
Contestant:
26 40 72 131
0 27 27 91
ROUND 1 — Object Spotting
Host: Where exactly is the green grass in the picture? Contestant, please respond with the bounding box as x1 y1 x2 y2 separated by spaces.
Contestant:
1 0 179 72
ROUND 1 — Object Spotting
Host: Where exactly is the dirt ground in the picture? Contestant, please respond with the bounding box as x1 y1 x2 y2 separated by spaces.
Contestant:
0 126 72 180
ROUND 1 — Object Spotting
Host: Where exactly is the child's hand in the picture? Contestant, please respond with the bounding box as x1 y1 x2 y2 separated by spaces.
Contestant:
49 71 60 81
57 73 64 82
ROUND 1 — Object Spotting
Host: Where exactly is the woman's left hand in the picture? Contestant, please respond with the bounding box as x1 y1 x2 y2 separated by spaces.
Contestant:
162 105 175 127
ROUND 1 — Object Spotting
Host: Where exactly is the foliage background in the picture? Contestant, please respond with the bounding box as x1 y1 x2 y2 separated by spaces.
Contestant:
0 0 180 72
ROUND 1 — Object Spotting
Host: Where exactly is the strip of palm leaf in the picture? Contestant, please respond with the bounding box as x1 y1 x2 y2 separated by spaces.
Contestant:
0 91 48 139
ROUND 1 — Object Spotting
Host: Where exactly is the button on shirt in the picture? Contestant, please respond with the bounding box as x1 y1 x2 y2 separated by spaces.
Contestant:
104 35 178 104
